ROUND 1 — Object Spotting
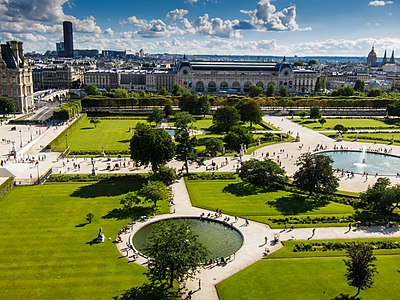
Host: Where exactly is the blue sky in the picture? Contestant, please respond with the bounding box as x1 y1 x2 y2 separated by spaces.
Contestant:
0 0 399 56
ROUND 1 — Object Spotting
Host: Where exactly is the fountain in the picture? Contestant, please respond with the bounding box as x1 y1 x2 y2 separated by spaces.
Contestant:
353 145 367 168
132 217 243 259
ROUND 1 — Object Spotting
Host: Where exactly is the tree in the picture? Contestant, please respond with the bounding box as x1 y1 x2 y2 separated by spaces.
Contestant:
86 213 94 223
163 104 174 120
278 85 289 97
331 86 354 97
266 83 276 96
175 113 198 174
367 88 382 97
139 181 170 207
149 165 177 186
354 80 365 93
148 108 164 126
145 219 208 287
130 124 176 172
299 110 307 119
224 126 254 151
248 85 263 98
120 192 141 210
84 84 100 96
344 244 377 298
198 94 211 117
213 106 241 133
318 118 327 128
89 117 100 128
334 124 348 134
359 177 400 214
307 59 317 66
0 97 17 114
239 159 288 188
114 88 129 98
293 153 339 195
171 84 189 96
310 106 321 120
387 100 400 117
237 100 263 128
158 87 168 96
314 77 323 94
205 138 224 157
179 94 210 116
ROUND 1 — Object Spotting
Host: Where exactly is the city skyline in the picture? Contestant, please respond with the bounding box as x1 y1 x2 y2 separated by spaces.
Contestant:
0 0 399 56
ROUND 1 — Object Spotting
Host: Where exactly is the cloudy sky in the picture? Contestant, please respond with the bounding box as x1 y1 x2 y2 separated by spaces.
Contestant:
0 0 399 57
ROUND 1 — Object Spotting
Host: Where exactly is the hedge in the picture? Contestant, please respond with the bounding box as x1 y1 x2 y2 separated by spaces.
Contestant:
0 177 14 200
293 240 400 252
53 101 82 121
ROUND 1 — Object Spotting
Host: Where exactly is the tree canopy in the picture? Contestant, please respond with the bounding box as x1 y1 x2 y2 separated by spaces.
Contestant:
293 153 339 195
130 124 176 171
139 181 170 207
213 106 241 133
175 113 198 174
344 244 377 298
239 159 288 188
0 97 17 114
359 177 400 214
310 106 321 120
265 83 276 97
237 100 263 128
84 84 100 96
248 85 263 98
145 219 208 287
278 85 289 97
148 108 164 126
224 126 254 151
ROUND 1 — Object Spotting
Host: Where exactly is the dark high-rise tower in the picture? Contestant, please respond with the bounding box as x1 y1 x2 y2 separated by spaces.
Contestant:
63 21 74 58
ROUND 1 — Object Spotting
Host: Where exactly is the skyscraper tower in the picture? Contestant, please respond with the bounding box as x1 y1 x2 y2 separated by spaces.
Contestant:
390 50 395 64
382 49 387 66
63 21 74 58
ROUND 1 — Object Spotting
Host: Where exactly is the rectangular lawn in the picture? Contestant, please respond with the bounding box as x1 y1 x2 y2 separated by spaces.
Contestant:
293 118 397 130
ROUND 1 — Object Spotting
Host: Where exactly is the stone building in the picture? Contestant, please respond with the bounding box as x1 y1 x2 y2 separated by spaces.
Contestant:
0 41 34 113
83 70 120 90
32 64 80 90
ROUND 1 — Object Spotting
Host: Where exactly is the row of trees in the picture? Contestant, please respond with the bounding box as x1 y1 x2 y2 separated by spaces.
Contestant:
53 101 82 121
0 97 17 115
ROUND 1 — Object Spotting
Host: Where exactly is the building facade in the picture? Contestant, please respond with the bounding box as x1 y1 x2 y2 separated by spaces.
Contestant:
83 70 120 90
32 64 80 90
0 41 34 113
175 59 317 95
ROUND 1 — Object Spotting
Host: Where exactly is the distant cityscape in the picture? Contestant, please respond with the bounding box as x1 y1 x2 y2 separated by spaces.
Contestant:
0 20 399 114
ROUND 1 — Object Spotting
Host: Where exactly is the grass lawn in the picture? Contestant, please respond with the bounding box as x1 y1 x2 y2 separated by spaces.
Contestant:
323 131 400 146
217 253 400 300
293 118 398 130
185 178 354 228
0 179 169 299
51 116 150 153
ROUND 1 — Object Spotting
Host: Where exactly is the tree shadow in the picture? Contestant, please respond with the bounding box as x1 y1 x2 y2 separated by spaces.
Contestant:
118 139 131 144
102 206 156 221
268 193 329 215
114 283 178 300
75 222 90 228
70 176 146 198
223 182 275 196
331 293 360 300
80 127 95 130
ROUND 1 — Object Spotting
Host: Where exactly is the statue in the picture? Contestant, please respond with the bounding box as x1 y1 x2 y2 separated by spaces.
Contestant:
96 227 105 243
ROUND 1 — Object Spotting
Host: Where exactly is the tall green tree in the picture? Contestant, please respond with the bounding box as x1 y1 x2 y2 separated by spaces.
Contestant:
213 106 241 133
354 80 365 92
239 159 288 188
278 85 289 97
265 83 276 97
89 117 100 128
149 165 177 186
248 85 263 98
158 87 168 96
237 100 263 128
205 138 224 157
318 118 326 128
344 244 377 298
224 126 254 151
0 97 17 114
174 112 197 174
139 181 170 207
310 106 321 120
367 88 382 97
163 104 174 120
114 88 129 98
172 84 189 96
145 219 208 287
130 124 176 172
293 153 339 195
359 177 400 214
148 108 164 126
84 83 100 96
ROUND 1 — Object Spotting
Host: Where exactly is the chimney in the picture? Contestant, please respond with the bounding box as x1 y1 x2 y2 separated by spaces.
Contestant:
17 41 24 63
8 41 19 63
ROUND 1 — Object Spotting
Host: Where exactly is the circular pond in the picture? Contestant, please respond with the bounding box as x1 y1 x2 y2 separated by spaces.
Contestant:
132 217 243 259
320 150 400 176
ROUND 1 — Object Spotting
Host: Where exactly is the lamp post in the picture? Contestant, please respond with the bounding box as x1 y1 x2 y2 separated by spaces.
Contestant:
65 134 68 149
19 130 22 148
91 158 96 176
29 126 32 141
36 162 40 184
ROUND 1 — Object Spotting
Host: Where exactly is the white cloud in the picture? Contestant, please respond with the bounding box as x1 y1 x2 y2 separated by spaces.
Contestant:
368 1 394 7
104 28 114 37
184 0 198 4
166 9 189 20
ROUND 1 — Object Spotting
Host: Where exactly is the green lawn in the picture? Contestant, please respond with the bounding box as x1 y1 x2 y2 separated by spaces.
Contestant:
0 179 169 299
293 118 398 130
217 253 400 300
51 116 150 153
185 178 354 228
323 131 400 146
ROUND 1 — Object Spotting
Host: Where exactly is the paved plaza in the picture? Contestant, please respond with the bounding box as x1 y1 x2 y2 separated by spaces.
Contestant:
2 115 400 299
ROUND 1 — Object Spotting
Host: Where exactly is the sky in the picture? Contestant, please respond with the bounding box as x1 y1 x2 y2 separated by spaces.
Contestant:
0 0 399 57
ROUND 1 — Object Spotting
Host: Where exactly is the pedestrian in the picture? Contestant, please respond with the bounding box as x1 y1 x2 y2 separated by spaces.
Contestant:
290 224 294 230
264 236 268 244
348 223 352 231
312 228 316 235
198 278 201 290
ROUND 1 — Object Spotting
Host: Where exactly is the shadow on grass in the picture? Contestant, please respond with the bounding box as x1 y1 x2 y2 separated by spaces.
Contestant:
103 206 156 221
114 283 178 300
118 139 131 144
80 127 95 130
75 222 90 228
223 182 276 196
331 293 360 300
70 176 146 198
268 193 328 215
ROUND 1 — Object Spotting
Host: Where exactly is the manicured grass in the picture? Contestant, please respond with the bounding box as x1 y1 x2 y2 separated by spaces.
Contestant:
217 254 400 300
51 116 150 153
0 180 169 299
293 117 397 130
185 178 354 228
324 132 400 146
